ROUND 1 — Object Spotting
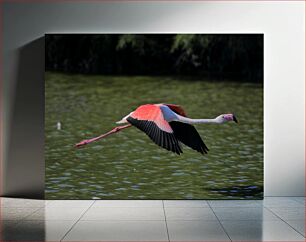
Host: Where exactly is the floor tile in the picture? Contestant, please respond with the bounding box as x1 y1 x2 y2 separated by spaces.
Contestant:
0 220 20 240
167 220 230 241
82 207 165 220
268 207 305 220
0 198 46 208
221 220 305 241
92 200 162 208
1 197 304 241
208 199 263 207
291 197 305 205
164 200 209 207
213 207 280 220
286 220 305 236
0 220 20 231
1 220 75 241
165 207 217 221
47 200 94 208
0 207 40 220
63 220 168 241
264 197 304 207
26 207 88 220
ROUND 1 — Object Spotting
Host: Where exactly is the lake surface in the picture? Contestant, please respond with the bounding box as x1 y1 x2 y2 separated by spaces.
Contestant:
45 72 263 199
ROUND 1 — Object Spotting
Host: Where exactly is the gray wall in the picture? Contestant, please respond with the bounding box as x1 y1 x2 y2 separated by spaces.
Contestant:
2 2 305 198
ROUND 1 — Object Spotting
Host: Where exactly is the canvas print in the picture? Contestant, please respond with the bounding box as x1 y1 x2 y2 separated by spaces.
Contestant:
45 34 263 199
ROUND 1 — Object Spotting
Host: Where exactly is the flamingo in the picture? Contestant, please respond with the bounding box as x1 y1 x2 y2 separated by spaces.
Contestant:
75 103 238 155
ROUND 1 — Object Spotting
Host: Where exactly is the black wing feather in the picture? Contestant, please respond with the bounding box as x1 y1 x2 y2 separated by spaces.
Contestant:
169 121 209 155
127 116 182 155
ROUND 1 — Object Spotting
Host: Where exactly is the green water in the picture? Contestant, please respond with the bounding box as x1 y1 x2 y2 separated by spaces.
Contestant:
45 72 263 199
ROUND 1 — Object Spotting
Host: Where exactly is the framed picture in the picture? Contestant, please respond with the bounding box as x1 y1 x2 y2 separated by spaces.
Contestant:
45 34 263 199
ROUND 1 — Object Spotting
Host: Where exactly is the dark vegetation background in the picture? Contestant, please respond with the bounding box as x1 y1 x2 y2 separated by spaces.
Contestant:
45 34 263 82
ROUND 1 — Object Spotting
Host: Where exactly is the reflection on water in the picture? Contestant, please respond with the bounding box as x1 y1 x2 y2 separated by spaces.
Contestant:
209 185 263 198
45 73 263 199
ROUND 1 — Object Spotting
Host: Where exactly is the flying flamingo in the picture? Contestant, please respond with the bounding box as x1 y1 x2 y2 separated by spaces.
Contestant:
75 103 238 155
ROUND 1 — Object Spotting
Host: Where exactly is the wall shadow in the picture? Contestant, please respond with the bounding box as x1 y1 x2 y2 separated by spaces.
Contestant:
4 37 45 199
1 210 46 241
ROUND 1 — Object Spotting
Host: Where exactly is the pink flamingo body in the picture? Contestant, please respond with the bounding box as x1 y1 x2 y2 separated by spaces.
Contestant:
75 103 238 155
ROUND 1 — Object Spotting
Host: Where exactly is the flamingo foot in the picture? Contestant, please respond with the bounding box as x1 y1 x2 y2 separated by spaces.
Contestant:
74 124 132 149
75 139 90 148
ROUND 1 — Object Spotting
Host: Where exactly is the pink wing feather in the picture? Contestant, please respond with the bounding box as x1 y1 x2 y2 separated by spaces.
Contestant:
164 104 187 117
130 104 173 133
127 104 182 154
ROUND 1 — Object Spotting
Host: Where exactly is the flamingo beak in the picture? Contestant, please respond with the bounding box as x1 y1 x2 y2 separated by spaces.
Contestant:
233 115 238 123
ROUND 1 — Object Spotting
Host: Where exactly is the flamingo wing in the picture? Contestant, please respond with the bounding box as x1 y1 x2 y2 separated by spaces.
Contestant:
169 121 209 154
163 104 208 154
164 104 187 117
127 104 182 154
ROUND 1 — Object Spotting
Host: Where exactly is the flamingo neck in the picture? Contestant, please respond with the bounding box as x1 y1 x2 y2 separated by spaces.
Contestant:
176 116 219 124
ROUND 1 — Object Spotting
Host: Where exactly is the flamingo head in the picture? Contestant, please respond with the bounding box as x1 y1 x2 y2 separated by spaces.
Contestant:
216 114 238 124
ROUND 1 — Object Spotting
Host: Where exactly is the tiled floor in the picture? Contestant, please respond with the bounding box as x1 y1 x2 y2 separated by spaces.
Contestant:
0 197 304 241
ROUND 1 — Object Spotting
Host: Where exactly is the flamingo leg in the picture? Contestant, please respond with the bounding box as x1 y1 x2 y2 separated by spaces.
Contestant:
75 124 132 148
